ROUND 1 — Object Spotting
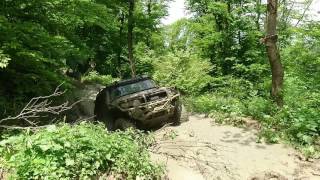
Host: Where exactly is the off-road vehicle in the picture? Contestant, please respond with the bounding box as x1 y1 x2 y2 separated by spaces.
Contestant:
94 76 188 130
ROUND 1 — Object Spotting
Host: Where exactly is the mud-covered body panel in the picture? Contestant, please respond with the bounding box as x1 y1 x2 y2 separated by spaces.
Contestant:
94 77 180 129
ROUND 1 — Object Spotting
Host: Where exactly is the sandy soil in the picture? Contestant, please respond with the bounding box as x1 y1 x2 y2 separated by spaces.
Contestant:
151 115 320 180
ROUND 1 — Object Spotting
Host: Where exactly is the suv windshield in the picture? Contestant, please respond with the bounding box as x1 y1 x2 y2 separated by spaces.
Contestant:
111 79 156 99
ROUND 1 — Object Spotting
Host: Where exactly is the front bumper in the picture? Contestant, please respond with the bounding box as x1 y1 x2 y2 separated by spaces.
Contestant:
118 94 179 125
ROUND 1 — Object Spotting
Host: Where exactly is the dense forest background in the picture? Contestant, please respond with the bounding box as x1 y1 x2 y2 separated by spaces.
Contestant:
0 0 319 154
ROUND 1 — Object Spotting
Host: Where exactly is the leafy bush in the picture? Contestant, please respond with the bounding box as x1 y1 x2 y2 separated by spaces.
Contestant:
185 79 319 153
153 50 213 94
134 42 154 75
0 122 163 179
81 71 119 85
271 96 320 146
209 76 262 98
250 74 318 147
244 96 274 120
0 63 73 119
185 93 245 115
0 50 10 68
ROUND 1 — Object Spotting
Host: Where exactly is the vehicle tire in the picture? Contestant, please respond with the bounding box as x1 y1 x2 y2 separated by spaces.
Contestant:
104 117 115 131
172 101 189 126
94 104 115 131
114 118 136 130
95 112 115 131
94 89 117 131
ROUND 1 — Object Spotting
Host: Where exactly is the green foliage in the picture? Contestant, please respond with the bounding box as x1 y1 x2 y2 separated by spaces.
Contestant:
186 94 244 115
209 76 262 98
134 42 154 75
81 71 119 85
185 0 267 78
0 0 319 162
171 1 320 154
0 50 10 69
164 18 194 50
0 0 115 117
185 70 319 151
153 50 213 94
258 128 280 144
0 0 170 117
244 96 274 120
274 23 320 147
0 122 163 179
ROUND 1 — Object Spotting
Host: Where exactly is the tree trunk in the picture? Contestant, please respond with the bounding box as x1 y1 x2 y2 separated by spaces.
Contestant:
116 12 125 78
265 0 284 106
256 0 261 31
128 0 136 78
146 0 152 48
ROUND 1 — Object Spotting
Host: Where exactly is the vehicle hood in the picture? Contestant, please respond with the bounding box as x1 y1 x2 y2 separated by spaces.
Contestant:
114 87 170 102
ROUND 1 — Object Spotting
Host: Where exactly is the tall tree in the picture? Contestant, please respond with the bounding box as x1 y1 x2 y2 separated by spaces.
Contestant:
265 0 284 106
128 0 136 77
116 11 125 78
146 0 152 47
256 0 262 31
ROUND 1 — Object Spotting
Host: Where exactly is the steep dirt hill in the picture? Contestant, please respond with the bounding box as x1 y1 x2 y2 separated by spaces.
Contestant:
151 115 320 180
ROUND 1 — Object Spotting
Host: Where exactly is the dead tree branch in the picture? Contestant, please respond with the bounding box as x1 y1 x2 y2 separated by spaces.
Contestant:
0 83 81 128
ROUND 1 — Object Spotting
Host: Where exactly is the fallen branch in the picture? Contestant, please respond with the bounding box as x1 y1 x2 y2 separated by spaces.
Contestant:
0 83 81 128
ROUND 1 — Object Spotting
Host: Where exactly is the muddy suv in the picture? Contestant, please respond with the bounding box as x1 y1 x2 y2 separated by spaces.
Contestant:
94 76 188 130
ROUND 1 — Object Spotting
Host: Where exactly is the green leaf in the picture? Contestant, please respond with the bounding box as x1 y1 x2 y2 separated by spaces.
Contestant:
65 159 75 166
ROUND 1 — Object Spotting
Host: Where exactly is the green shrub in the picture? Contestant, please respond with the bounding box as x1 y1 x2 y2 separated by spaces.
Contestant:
134 42 154 75
185 93 245 115
153 50 213 94
81 71 119 85
272 106 320 145
0 122 163 179
209 76 257 99
245 96 274 120
0 49 10 68
258 128 280 144
185 85 319 154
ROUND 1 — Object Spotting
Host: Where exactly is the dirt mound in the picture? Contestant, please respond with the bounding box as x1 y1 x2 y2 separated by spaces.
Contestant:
151 115 320 180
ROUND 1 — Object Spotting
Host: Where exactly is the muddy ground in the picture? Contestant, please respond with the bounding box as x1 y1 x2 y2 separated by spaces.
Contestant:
151 115 320 180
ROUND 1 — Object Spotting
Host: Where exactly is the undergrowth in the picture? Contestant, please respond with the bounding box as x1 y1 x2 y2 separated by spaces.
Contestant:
183 77 320 158
0 122 163 179
153 49 320 157
81 71 119 85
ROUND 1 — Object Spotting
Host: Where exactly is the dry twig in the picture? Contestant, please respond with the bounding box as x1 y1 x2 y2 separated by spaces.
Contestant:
0 83 81 128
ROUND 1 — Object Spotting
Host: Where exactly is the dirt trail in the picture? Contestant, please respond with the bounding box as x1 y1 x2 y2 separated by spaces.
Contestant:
151 115 320 180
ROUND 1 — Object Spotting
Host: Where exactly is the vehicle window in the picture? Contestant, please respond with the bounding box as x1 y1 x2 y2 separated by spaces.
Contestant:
110 80 156 100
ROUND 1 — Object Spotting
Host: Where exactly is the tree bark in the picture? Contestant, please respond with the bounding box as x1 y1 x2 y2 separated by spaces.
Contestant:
146 0 152 48
128 0 136 78
116 12 125 78
256 0 261 31
265 0 284 106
